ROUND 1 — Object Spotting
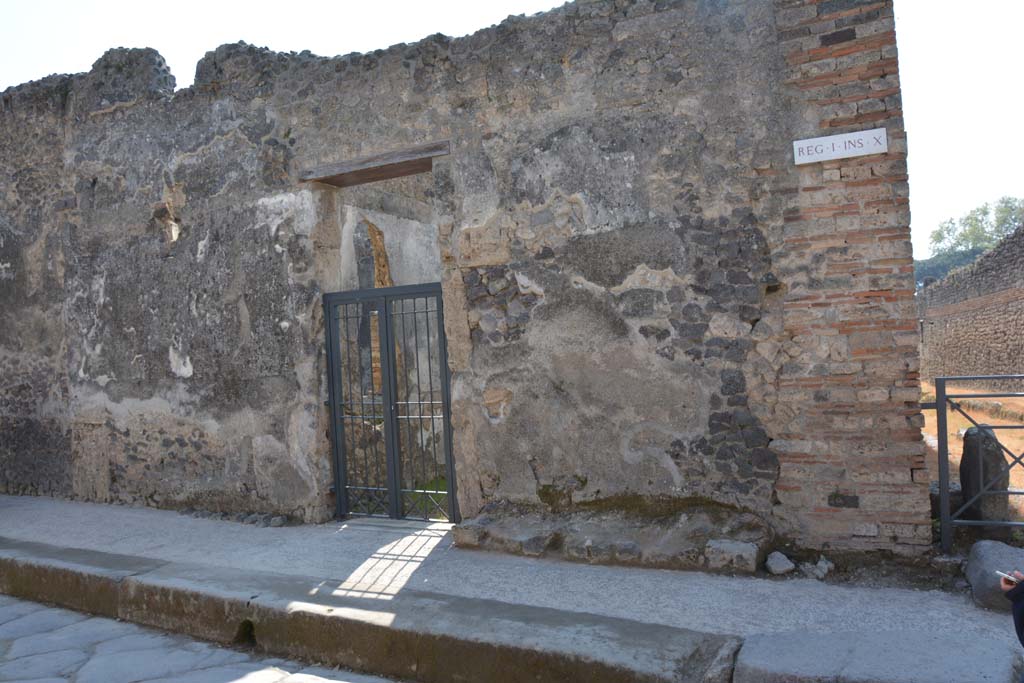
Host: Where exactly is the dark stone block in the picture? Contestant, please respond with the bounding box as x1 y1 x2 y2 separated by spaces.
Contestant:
778 26 811 42
751 448 778 472
818 0 872 17
724 346 749 363
727 270 753 285
820 28 857 47
720 369 746 395
828 492 860 508
669 320 707 341
615 289 663 317
709 412 733 434
678 303 705 321
639 325 670 341
742 428 770 449
733 409 757 427
707 283 735 301
836 9 881 29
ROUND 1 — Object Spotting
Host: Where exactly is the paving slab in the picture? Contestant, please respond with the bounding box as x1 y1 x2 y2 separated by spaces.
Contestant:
75 641 250 683
6 615 138 657
0 598 46 625
734 629 1023 683
0 607 86 640
0 595 394 683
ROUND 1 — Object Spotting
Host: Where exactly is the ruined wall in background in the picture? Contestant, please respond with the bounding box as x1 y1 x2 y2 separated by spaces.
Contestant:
919 225 1024 387
0 0 927 553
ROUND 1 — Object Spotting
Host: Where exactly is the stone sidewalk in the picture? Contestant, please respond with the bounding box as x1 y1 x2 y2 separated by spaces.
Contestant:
0 594 390 683
0 495 1021 682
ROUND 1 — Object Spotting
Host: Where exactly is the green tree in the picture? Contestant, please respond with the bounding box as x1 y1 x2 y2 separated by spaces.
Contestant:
929 196 1024 256
914 247 985 287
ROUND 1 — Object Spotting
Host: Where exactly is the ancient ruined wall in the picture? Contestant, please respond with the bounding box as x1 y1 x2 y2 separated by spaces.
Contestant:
0 0 926 551
918 225 1024 386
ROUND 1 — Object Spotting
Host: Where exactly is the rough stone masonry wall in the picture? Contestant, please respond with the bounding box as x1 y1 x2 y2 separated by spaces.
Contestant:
0 0 927 552
918 225 1024 387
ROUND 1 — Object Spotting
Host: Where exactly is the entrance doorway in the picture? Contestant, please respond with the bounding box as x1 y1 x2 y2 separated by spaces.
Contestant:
323 283 458 522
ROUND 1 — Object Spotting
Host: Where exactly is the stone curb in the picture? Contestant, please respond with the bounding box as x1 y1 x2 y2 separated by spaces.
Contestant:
734 629 1023 683
3 534 1020 683
0 536 735 683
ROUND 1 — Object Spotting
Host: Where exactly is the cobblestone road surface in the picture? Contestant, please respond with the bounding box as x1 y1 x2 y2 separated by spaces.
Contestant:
0 594 391 683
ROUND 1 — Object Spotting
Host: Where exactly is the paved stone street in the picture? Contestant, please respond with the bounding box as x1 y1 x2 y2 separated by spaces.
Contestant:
0 594 390 683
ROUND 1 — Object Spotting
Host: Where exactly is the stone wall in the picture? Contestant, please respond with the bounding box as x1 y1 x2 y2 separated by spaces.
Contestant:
0 0 928 553
918 225 1024 386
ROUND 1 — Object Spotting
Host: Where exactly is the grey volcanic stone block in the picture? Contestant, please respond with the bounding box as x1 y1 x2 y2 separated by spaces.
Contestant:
967 540 1024 611
704 539 759 573
960 427 1009 523
734 629 1022 683
454 505 770 573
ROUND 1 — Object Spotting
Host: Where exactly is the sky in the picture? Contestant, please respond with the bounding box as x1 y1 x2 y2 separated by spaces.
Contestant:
1 1 1020 260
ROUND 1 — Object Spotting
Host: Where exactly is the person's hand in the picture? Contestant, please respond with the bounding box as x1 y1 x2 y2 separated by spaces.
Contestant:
1001 571 1024 592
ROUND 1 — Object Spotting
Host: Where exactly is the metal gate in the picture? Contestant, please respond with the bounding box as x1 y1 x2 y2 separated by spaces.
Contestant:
929 374 1024 552
323 283 458 522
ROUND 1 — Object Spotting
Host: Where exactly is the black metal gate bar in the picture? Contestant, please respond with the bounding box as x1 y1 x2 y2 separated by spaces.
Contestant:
379 297 402 519
322 283 459 522
436 293 459 522
934 374 1024 553
324 301 347 519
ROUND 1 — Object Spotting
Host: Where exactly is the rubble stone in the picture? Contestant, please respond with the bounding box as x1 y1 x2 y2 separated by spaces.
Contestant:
453 503 771 574
800 557 834 580
765 551 796 576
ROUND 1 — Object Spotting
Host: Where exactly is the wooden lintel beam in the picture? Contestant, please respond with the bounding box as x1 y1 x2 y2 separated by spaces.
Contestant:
300 140 450 188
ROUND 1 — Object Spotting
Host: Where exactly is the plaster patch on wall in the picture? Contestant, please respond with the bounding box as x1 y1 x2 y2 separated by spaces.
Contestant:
513 272 545 297
609 265 688 295
257 190 317 239
620 422 684 488
195 231 210 262
168 345 194 378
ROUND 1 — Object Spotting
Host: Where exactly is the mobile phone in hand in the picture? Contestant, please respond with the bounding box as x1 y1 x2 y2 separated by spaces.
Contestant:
997 571 1019 584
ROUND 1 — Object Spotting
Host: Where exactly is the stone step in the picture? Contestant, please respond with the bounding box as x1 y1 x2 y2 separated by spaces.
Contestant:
0 535 737 683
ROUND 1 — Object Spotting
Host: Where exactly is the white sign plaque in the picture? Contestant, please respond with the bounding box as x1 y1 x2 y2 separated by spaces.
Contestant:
793 127 888 165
